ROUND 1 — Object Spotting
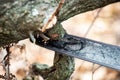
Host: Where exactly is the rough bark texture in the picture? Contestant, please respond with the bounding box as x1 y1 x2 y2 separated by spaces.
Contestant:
0 0 58 46
45 52 74 80
24 22 74 80
25 53 74 80
0 0 120 80
0 0 119 46
58 0 120 21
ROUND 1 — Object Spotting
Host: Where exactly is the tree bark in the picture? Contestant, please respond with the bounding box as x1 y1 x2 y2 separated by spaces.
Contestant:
0 0 119 46
0 0 120 80
58 0 120 21
26 53 74 80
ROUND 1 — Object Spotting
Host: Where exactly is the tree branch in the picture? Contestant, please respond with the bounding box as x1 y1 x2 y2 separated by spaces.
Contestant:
0 0 119 46
0 0 119 79
0 0 58 46
58 0 120 21
0 0 120 46
24 52 74 80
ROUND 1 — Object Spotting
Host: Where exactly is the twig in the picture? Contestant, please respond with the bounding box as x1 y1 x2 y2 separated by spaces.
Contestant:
91 64 94 80
0 75 6 79
5 45 11 80
84 8 102 37
77 8 102 79
0 44 17 80
41 0 65 32
91 65 102 80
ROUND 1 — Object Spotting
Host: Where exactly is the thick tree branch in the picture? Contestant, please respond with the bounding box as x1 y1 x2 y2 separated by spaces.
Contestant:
0 0 58 46
0 0 119 46
58 0 120 21
26 53 74 80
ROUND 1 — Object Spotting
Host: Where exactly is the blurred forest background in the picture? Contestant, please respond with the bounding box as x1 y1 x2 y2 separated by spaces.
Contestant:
0 2 120 80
